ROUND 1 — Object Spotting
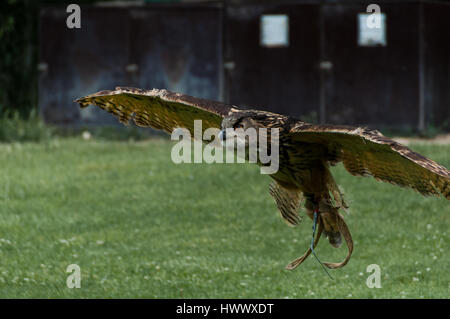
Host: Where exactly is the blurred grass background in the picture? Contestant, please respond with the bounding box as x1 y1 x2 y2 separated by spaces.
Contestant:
0 137 448 298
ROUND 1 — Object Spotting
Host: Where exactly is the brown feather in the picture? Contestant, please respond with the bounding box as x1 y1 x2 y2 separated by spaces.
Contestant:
76 87 235 141
268 181 303 226
288 124 450 200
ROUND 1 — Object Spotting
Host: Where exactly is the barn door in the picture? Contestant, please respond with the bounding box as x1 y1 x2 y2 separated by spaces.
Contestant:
39 4 223 125
39 6 131 125
127 4 223 102
225 4 320 120
320 3 420 129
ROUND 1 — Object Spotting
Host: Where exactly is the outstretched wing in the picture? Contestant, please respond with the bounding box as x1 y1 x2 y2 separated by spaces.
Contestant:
76 87 235 141
288 123 450 200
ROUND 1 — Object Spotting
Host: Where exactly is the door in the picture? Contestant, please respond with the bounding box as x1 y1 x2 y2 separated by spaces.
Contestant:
321 3 420 129
127 4 223 102
225 3 320 121
39 4 223 125
39 6 131 125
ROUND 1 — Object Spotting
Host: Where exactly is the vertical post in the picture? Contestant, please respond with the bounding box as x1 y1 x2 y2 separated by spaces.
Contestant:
222 0 231 105
319 3 326 124
218 1 225 103
418 3 425 132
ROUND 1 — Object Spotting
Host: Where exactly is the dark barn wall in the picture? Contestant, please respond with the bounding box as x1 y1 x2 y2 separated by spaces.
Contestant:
225 0 449 132
225 3 321 120
321 3 420 129
127 5 223 101
38 1 450 132
39 7 131 125
424 2 450 131
39 3 223 125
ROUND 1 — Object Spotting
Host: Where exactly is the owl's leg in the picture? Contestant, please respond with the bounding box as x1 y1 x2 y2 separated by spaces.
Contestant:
285 209 323 270
304 194 342 248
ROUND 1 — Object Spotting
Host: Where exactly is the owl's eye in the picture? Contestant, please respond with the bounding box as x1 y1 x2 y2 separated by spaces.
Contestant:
234 123 244 129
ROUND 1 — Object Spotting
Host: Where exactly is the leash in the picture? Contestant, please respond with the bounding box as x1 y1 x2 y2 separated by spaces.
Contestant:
311 208 334 280
285 199 353 272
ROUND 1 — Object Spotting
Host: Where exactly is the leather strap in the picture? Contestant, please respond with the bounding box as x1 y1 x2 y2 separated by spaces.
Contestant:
285 218 323 270
285 212 353 270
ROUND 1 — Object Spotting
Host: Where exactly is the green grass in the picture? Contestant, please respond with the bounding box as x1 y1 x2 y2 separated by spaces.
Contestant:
0 110 53 143
0 137 448 298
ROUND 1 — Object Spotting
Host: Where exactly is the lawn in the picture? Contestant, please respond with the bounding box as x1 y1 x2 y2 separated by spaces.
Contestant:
0 137 448 298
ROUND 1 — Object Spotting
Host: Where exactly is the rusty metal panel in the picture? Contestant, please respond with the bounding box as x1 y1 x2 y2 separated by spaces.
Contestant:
127 5 223 101
39 6 131 125
321 3 420 130
225 3 321 120
39 4 223 126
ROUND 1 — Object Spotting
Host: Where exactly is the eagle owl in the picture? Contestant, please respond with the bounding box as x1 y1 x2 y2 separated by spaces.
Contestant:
77 87 450 270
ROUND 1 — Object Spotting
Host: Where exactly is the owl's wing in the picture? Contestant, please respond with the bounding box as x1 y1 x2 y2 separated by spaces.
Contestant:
288 123 450 200
269 181 304 226
76 87 235 141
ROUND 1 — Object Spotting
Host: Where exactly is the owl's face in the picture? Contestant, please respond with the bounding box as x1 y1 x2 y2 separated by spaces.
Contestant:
218 110 283 153
219 111 264 148
221 111 267 132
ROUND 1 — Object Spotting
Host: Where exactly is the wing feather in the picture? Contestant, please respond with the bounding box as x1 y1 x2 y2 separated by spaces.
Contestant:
289 124 450 200
268 181 303 226
76 87 235 140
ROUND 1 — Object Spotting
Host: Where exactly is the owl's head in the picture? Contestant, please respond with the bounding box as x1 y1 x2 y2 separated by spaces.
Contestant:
217 110 286 158
219 110 287 144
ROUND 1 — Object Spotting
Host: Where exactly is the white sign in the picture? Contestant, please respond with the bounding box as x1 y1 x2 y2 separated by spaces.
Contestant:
358 13 387 46
260 14 289 47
